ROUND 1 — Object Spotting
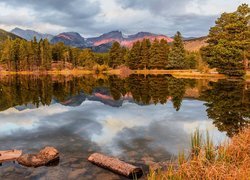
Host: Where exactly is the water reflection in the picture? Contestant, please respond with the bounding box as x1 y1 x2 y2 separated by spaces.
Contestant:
0 74 249 179
201 79 250 137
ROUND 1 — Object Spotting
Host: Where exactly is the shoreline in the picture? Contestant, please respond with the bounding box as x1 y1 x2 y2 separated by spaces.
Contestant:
0 69 249 79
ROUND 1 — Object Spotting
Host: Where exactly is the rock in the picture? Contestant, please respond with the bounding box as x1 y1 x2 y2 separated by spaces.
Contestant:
17 147 59 167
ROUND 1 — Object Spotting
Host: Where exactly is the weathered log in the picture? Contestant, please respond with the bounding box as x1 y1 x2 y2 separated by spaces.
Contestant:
88 153 143 179
0 150 22 163
17 146 59 167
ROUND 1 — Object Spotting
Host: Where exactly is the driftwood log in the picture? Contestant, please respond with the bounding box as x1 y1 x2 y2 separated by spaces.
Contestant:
88 153 143 178
0 150 22 163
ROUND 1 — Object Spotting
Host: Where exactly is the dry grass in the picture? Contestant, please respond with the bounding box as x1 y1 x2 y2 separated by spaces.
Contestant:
148 127 250 180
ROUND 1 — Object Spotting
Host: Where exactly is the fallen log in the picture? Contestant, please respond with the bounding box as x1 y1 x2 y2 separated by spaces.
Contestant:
88 153 143 179
17 146 59 167
0 150 22 163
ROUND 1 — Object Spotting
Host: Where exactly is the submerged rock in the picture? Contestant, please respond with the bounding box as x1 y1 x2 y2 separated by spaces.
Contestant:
17 147 59 167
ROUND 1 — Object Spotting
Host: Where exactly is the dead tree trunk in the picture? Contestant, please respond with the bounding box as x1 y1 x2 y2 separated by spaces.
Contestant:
88 153 143 179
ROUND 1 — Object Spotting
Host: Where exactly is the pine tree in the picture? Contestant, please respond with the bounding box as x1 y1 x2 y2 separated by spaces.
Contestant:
127 41 141 69
109 42 124 68
19 40 29 70
158 39 170 69
168 31 186 69
31 37 39 69
201 4 250 76
41 39 52 70
11 39 21 71
149 39 161 69
140 39 151 69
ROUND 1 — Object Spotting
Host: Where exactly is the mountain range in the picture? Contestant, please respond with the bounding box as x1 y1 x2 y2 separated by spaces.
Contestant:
1 28 205 52
9 28 174 52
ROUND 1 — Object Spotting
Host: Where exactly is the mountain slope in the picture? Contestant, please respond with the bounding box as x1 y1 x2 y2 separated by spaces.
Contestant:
184 36 208 51
86 31 173 47
50 32 86 47
0 29 23 42
11 27 54 41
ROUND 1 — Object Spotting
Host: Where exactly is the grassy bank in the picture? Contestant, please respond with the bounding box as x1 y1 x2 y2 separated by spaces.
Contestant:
0 69 93 76
0 69 249 80
148 127 250 180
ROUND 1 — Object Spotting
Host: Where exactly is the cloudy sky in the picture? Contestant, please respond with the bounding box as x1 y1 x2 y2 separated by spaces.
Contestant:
0 0 248 37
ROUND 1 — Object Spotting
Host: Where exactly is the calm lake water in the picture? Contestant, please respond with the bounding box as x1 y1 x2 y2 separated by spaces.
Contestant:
0 74 249 179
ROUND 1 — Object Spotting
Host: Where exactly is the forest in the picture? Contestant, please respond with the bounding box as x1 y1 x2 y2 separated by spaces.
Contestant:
0 31 197 71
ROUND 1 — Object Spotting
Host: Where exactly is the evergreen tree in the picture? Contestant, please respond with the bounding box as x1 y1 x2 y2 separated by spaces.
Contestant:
127 41 141 69
41 39 52 70
168 31 186 69
201 4 250 76
149 39 161 69
11 39 21 71
140 39 151 69
158 39 170 68
19 40 29 70
31 37 39 69
109 42 124 68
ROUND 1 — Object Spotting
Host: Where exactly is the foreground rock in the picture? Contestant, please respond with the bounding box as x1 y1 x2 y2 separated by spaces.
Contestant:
88 153 143 179
0 150 22 163
17 147 59 167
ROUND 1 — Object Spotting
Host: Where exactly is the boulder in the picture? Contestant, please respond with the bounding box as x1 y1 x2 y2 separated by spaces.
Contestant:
17 146 59 167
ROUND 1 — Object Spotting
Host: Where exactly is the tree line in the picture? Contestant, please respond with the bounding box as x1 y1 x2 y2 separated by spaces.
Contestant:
0 32 197 71
109 31 197 70
0 37 109 71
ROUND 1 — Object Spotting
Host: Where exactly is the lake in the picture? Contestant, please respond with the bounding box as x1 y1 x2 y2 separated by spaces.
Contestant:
0 74 249 179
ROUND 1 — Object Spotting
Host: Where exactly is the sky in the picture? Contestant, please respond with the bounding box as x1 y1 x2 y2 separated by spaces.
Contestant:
0 0 248 37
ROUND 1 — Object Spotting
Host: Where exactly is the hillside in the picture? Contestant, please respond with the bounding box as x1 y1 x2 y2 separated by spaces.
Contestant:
0 29 23 42
11 27 53 41
184 36 208 51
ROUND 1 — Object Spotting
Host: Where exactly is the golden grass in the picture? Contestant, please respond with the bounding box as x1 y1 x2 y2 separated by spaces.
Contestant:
148 127 250 180
0 69 249 81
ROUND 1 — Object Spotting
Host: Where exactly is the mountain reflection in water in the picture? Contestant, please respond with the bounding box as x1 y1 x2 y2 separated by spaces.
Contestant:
0 74 249 179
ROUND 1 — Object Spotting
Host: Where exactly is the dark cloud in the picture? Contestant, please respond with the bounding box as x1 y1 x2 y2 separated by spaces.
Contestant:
0 0 100 18
0 0 240 37
165 14 217 37
0 0 101 35
117 0 206 15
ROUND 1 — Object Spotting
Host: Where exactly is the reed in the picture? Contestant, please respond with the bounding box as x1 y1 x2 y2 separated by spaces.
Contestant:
148 126 250 180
